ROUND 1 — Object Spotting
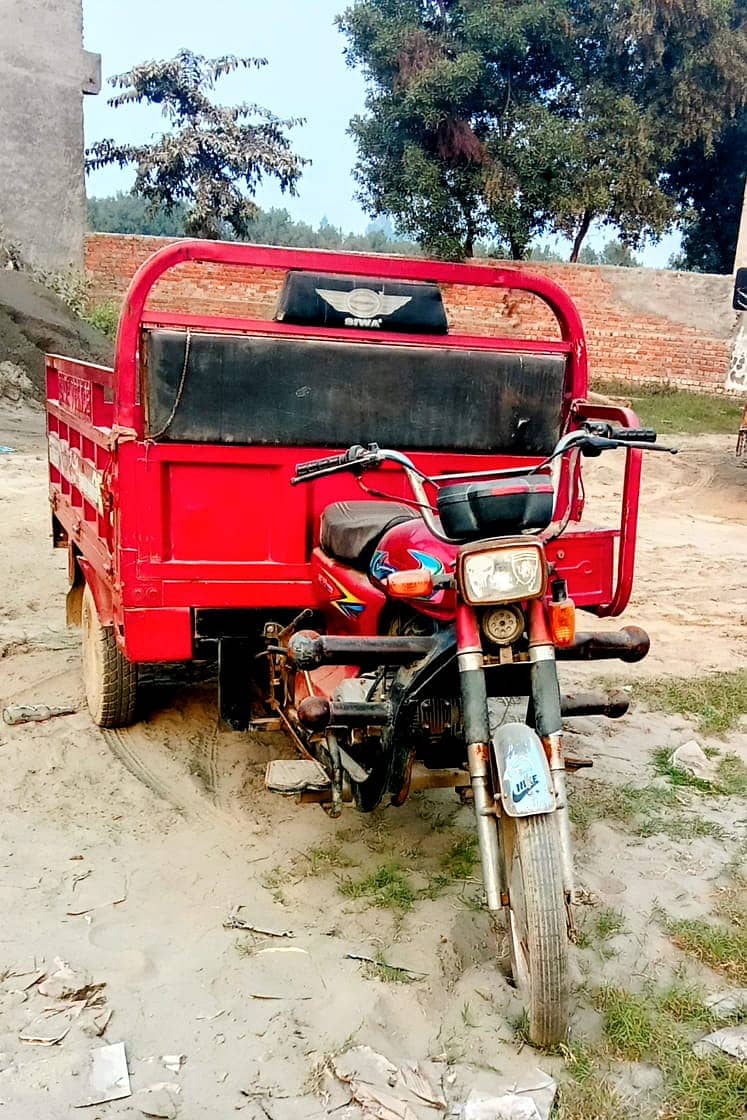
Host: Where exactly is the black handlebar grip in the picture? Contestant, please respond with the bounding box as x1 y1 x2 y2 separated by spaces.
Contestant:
294 452 349 476
614 427 657 443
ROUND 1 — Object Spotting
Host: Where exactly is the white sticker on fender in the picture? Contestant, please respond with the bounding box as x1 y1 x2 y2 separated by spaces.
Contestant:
492 722 556 817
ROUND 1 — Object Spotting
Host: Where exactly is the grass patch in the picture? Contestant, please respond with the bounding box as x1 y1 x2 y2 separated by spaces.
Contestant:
305 843 355 876
340 861 416 913
361 957 419 984
633 671 747 736
594 907 626 941
570 778 679 828
637 813 725 841
440 833 479 881
261 867 288 906
570 757 735 846
415 794 459 832
652 747 715 793
663 1051 747 1120
555 1076 630 1120
512 1009 531 1045
652 746 747 797
579 982 747 1120
596 986 658 1061
576 907 626 954
596 983 747 1120
420 832 480 900
591 380 742 435
559 1041 596 1084
715 753 747 797
666 916 747 986
569 777 685 838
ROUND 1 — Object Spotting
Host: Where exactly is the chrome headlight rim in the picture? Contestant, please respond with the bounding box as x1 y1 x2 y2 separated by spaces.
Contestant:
456 537 548 606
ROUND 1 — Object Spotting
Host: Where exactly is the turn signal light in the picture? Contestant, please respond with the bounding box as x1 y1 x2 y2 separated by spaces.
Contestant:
549 598 576 647
387 569 434 599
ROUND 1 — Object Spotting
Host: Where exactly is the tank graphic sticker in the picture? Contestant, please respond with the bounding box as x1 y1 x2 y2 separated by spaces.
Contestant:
370 549 396 581
325 573 366 618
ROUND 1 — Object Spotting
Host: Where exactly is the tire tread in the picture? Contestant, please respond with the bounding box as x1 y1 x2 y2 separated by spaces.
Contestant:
515 814 569 1047
82 586 137 728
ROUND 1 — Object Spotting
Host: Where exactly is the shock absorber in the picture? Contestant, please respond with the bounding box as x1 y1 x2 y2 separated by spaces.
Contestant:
527 598 575 909
457 603 503 913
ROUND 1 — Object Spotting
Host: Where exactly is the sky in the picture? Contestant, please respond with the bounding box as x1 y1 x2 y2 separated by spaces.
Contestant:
82 0 680 267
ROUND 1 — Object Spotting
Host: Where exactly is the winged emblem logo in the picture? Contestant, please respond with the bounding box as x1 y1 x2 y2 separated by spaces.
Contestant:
511 553 540 587
316 287 412 327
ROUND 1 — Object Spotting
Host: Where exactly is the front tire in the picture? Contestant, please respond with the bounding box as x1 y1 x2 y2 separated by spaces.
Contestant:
501 813 569 1048
81 583 137 728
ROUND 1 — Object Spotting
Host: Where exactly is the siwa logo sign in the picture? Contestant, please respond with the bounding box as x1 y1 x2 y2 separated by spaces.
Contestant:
316 287 411 328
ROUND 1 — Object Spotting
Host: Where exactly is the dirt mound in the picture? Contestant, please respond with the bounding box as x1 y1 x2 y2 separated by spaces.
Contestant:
0 269 113 402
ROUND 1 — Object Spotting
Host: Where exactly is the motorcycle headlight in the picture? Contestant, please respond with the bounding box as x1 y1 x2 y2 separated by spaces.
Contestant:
457 540 547 606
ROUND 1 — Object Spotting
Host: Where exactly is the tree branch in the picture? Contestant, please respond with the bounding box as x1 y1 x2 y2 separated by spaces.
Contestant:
570 209 593 262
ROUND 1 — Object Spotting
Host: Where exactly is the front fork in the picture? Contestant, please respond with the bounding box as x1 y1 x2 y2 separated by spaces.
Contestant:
456 604 503 913
527 599 576 923
457 600 575 923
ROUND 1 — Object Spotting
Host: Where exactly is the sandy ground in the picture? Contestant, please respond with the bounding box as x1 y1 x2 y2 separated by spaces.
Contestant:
0 403 744 1118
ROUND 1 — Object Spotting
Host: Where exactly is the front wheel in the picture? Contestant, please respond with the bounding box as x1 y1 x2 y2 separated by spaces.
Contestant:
81 583 138 728
501 812 569 1048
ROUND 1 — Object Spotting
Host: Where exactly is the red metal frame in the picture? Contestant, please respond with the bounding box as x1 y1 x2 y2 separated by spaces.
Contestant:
114 241 589 432
46 240 642 663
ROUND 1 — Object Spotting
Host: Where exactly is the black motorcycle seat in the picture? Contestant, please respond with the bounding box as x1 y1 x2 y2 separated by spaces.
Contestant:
320 501 417 569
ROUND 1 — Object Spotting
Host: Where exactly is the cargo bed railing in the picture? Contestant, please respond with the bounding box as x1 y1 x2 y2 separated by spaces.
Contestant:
113 240 589 434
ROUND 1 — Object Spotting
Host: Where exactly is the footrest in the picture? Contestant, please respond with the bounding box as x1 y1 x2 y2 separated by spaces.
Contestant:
265 759 331 793
565 755 594 771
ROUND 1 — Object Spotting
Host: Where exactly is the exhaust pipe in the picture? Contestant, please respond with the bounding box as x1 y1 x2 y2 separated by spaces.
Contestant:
556 626 649 663
297 696 390 731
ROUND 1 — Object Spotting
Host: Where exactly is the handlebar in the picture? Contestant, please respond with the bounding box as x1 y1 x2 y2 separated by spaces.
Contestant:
292 426 675 485
292 444 381 484
582 422 657 444
294 450 356 477
291 426 677 541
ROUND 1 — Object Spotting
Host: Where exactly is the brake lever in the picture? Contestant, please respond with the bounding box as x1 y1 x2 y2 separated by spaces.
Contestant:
580 435 678 457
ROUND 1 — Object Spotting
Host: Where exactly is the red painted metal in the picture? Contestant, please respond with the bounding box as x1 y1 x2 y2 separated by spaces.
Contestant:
140 310 574 356
456 602 482 652
45 241 643 665
528 597 553 646
570 401 644 616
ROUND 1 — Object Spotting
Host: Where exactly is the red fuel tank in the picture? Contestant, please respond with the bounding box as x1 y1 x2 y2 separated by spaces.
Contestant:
370 518 457 621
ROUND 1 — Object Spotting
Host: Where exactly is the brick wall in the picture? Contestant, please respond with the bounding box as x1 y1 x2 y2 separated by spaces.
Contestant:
85 233 737 392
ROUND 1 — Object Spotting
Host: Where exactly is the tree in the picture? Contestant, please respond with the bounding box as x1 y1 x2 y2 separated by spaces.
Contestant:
87 192 188 236
85 193 421 254
336 1 747 260
86 50 307 239
597 240 641 268
666 108 747 273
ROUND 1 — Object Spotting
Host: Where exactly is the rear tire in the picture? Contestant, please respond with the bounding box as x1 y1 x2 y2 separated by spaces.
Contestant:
81 583 137 728
501 813 569 1048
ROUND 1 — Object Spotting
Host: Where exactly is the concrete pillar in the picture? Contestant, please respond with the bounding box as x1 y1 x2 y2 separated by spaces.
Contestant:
725 177 747 393
0 0 100 274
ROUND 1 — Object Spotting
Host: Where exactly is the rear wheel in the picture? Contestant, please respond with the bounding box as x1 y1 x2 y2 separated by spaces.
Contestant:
501 812 569 1048
81 583 137 728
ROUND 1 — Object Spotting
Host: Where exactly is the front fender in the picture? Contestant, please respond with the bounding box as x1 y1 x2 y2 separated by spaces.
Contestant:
491 722 555 817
